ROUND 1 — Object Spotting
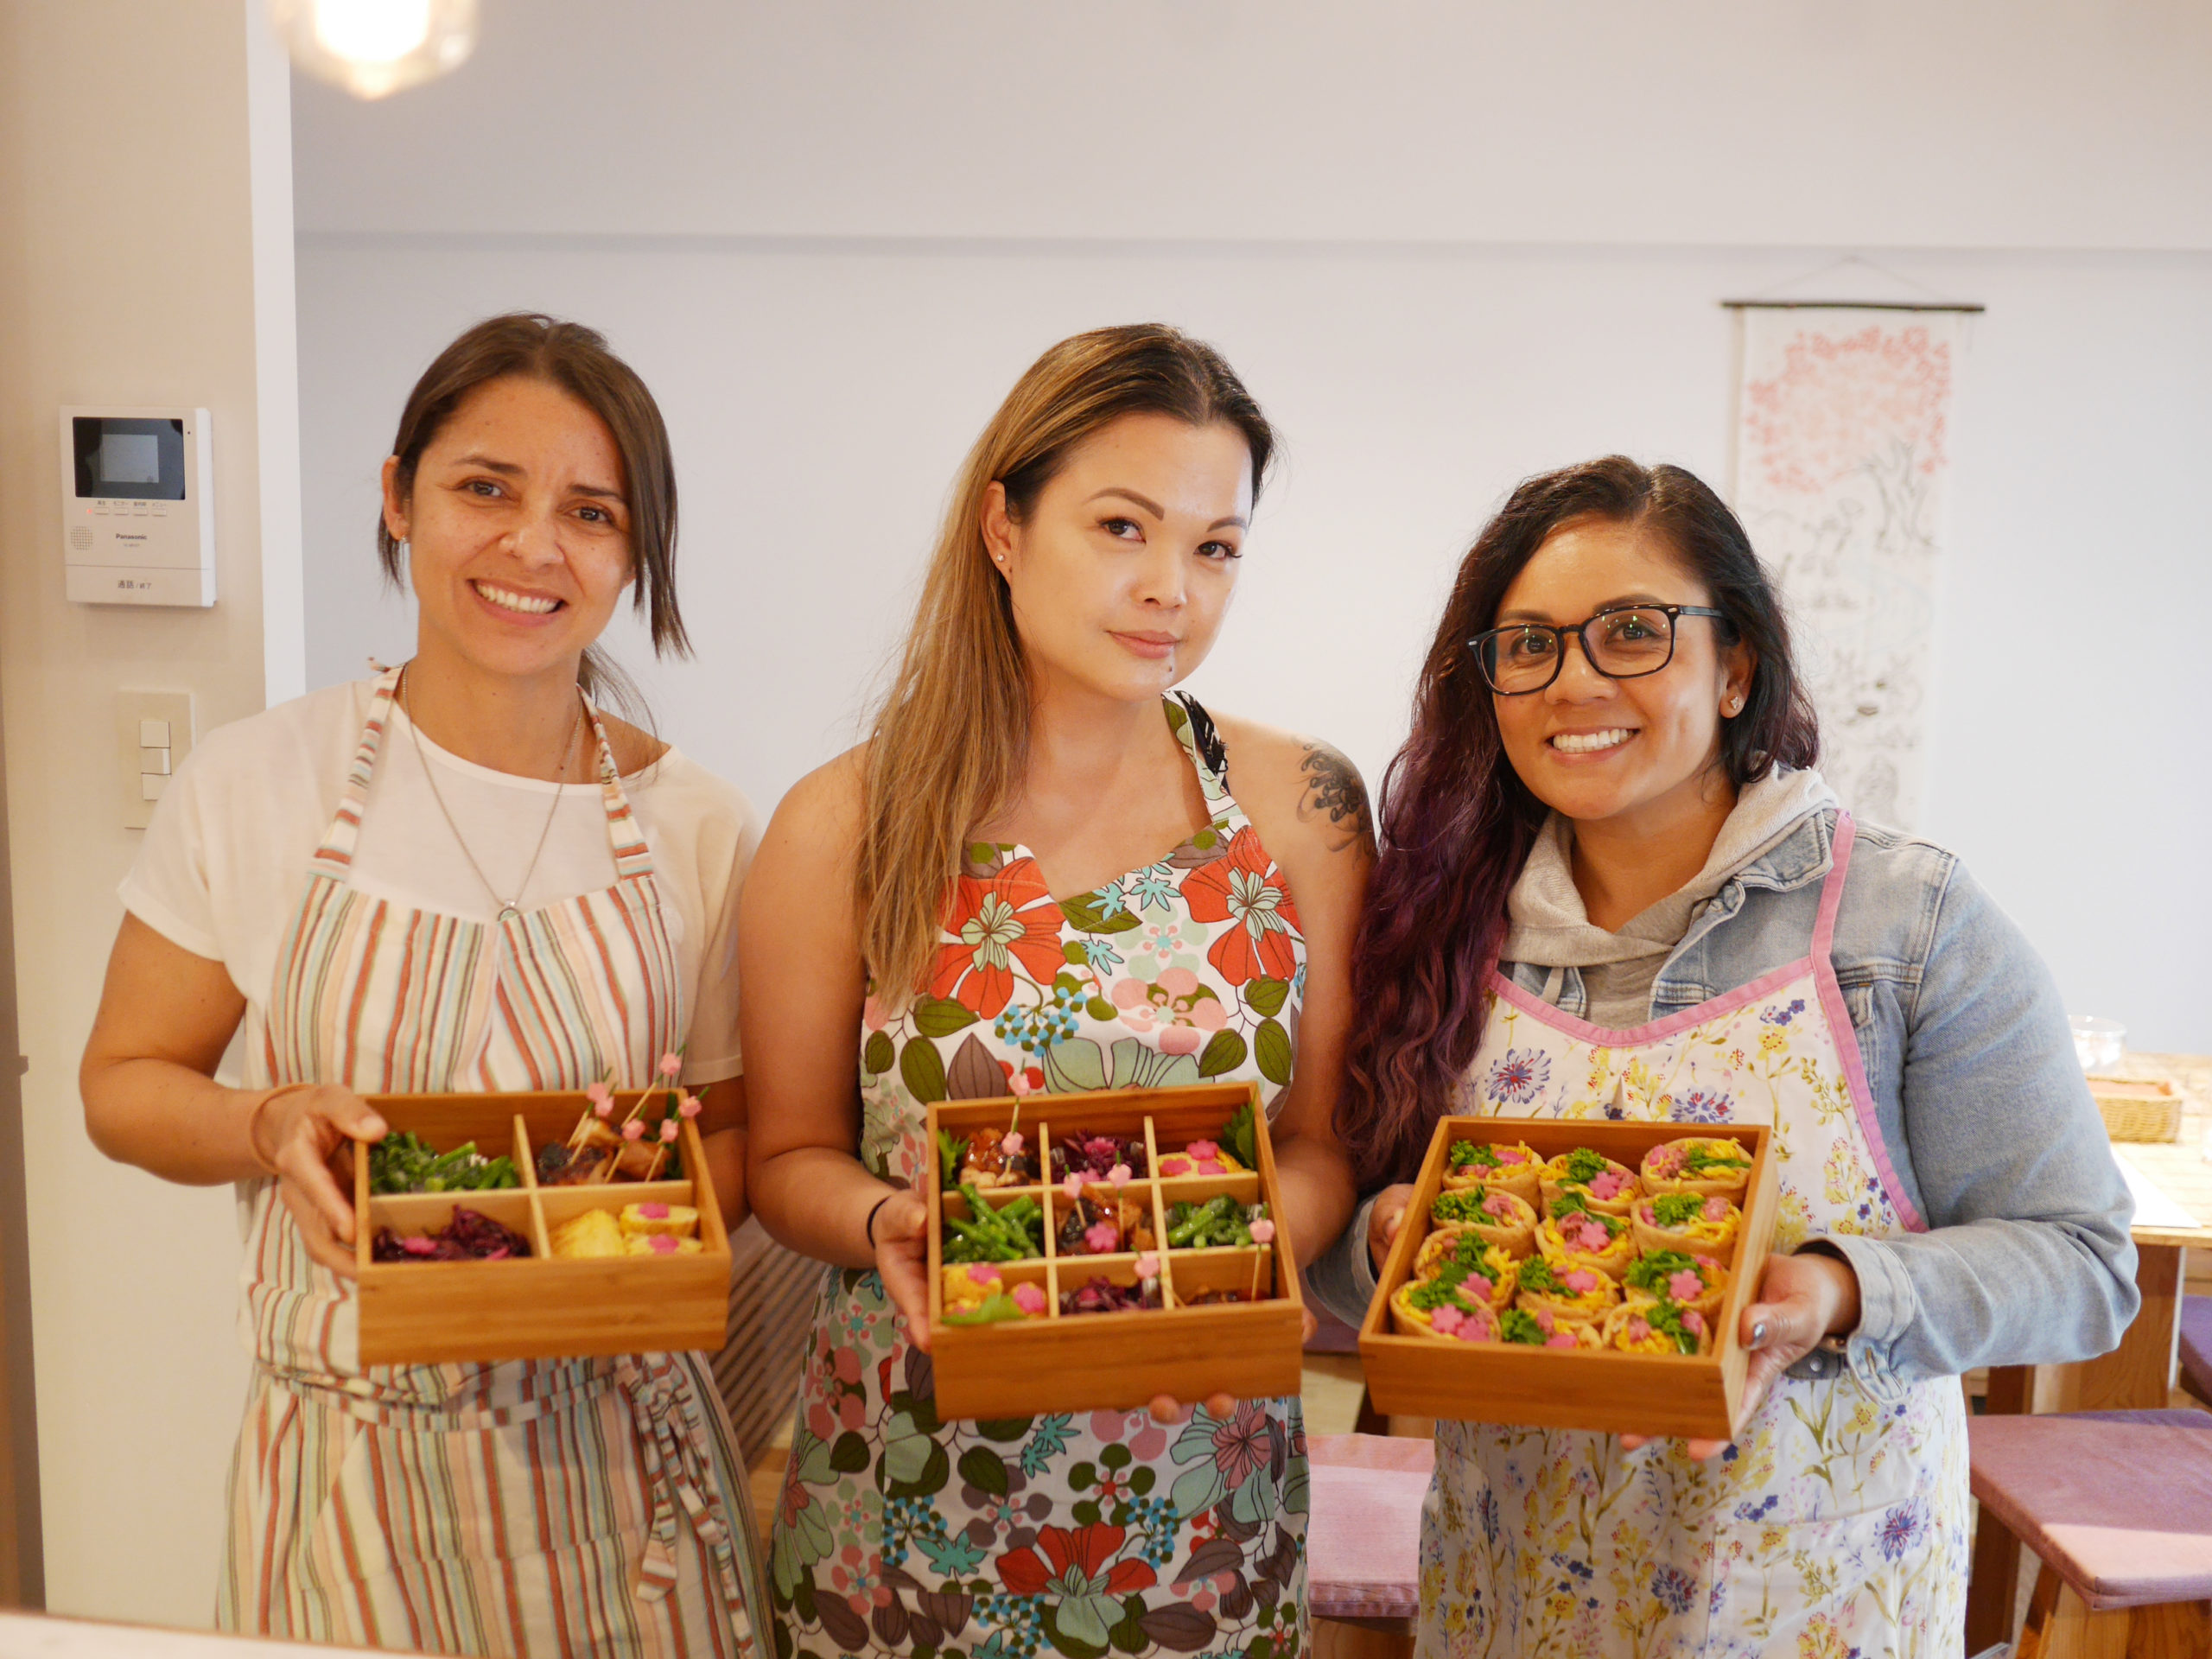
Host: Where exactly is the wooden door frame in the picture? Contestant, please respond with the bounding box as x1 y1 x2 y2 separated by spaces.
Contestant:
0 664 43 1606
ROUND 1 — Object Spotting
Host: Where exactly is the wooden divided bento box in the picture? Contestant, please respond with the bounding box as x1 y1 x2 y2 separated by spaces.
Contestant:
353 1090 731 1365
1359 1116 1779 1440
925 1083 1304 1420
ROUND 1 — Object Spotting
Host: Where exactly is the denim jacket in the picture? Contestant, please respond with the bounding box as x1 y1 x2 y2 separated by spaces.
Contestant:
1311 807 2140 1389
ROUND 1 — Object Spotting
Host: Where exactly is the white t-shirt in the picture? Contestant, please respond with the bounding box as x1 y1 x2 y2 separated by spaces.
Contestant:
120 678 760 1090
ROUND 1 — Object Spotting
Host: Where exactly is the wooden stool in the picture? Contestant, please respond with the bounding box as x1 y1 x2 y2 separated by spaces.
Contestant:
1306 1433 1433 1659
1968 1409 2212 1656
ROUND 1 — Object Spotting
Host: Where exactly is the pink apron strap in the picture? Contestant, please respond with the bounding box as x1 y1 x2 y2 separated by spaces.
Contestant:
1812 811 1857 958
585 706 658 882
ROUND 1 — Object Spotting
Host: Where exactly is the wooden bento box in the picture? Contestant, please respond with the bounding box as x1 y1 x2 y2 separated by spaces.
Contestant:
1359 1116 1779 1440
925 1083 1304 1420
353 1090 731 1365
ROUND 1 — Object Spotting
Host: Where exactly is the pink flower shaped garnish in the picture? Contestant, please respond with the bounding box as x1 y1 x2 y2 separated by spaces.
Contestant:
677 1091 702 1120
1011 1282 1046 1315
621 1121 645 1141
1534 1307 1556 1333
1186 1140 1218 1160
1546 1332 1579 1349
1157 1154 1190 1178
1107 1163 1133 1189
658 1052 682 1077
1062 1173 1085 1202
586 1081 613 1108
1575 1222 1610 1251
1135 1251 1160 1278
1431 1306 1466 1337
1648 1145 1683 1175
1248 1218 1275 1245
401 1236 436 1256
1562 1268 1598 1294
1495 1146 1525 1163
1458 1317 1494 1344
1668 1269 1704 1300
1084 1220 1120 1254
966 1262 1002 1284
1589 1171 1627 1199
1628 1316 1652 1342
1694 1254 1723 1270
646 1235 678 1254
1001 1130 1025 1156
659 1119 679 1143
593 1096 615 1120
1465 1274 1493 1300
639 1203 669 1218
1682 1309 1707 1335
1704 1196 1731 1222
1481 1192 1516 1219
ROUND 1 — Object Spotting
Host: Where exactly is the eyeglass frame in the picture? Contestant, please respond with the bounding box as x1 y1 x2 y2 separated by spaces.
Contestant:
1466 603 1731 696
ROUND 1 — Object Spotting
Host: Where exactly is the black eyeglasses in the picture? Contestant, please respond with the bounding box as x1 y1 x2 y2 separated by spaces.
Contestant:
1468 604 1728 695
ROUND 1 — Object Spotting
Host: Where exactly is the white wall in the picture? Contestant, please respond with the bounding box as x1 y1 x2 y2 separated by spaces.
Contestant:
0 0 298 1622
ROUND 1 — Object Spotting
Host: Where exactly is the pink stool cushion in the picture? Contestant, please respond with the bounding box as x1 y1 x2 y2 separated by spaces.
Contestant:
1306 1433 1434 1620
1969 1413 2212 1611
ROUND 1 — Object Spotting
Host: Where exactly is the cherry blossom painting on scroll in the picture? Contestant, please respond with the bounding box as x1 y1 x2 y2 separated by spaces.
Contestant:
1732 307 1965 828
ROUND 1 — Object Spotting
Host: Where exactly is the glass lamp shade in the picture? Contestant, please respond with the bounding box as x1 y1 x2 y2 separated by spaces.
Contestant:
268 0 477 100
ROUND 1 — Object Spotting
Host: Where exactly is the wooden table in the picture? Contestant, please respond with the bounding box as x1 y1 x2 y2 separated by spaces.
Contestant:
1966 1052 2212 1656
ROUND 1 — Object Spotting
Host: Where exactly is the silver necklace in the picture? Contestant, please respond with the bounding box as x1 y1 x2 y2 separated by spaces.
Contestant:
398 664 585 926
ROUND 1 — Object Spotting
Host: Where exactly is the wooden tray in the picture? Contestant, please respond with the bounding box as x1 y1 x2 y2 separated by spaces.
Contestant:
353 1090 731 1365
1358 1116 1779 1440
926 1083 1304 1420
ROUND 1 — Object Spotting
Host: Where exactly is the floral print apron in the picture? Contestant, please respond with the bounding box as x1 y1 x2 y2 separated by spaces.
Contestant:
1421 815 1969 1659
770 696 1311 1659
219 667 763 1657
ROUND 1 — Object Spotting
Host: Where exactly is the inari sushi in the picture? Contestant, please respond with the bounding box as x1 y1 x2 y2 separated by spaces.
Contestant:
1428 1186 1539 1257
1413 1230 1519 1313
1513 1252 1621 1325
1600 1298 1713 1356
1390 1278 1503 1343
1641 1136 1753 1201
1536 1194 1639 1281
1497 1306 1604 1351
1441 1140 1541 1204
1539 1147 1641 1217
1631 1192 1743 1263
1623 1249 1731 1325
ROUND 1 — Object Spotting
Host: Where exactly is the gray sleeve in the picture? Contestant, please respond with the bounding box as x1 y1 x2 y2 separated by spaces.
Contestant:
1305 1191 1385 1329
1815 861 2139 1385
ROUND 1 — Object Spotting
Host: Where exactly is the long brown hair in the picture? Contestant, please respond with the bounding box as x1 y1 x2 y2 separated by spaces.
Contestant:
859 323 1275 1003
1338 457 1821 1188
379 313 686 712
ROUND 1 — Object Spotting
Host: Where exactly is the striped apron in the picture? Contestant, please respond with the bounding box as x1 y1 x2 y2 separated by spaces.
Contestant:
216 667 763 1658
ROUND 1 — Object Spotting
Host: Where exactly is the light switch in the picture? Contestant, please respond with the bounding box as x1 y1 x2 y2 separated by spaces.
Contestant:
118 690 193 829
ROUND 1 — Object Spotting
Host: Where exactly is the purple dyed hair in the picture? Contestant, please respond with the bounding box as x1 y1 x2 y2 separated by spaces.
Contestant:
1338 456 1820 1189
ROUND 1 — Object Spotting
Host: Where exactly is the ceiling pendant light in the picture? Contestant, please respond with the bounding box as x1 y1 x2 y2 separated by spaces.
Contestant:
267 0 477 100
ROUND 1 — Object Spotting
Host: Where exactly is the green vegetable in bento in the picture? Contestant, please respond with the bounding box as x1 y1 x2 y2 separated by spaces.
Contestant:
937 1129 969 1191
1166 1196 1266 1249
368 1131 519 1195
1559 1147 1609 1185
942 1184 1045 1262
1651 1192 1709 1228
1222 1101 1259 1170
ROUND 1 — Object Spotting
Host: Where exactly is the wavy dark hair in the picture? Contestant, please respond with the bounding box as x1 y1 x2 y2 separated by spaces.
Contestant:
1338 456 1820 1188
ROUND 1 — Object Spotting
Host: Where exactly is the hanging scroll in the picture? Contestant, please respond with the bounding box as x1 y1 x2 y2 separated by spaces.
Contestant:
1730 305 1967 828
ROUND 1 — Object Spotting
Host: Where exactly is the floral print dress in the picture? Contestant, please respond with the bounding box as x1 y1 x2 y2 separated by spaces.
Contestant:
771 695 1311 1659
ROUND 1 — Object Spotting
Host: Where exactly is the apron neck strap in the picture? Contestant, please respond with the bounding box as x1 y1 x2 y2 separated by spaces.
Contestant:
1811 811 1857 958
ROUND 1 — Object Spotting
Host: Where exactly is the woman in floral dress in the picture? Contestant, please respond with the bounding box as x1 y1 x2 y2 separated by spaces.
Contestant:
742 325 1369 1659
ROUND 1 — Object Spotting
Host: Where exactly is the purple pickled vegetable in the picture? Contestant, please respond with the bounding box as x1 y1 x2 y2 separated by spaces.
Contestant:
1050 1133 1148 1181
372 1206 533 1263
1058 1274 1161 1316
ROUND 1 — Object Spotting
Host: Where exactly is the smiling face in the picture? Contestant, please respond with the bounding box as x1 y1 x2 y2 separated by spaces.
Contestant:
1489 515 1751 836
382 374 633 686
983 413 1254 703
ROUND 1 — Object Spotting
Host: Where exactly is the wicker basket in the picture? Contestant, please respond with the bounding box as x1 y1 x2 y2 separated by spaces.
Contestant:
2090 1077 2183 1143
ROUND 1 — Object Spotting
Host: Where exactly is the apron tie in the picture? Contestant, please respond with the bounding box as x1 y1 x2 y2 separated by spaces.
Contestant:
617 1355 757 1648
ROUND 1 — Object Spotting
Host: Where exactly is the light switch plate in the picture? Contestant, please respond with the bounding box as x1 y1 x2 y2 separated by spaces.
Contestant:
118 690 193 830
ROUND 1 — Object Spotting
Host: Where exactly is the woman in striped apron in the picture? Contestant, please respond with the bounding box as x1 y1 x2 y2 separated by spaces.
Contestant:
82 314 765 1654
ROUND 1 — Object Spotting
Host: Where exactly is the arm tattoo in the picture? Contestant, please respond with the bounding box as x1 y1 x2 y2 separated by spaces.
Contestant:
1297 741 1376 855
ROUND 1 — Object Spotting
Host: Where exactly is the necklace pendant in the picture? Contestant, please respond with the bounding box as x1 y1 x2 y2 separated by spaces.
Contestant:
496 903 523 926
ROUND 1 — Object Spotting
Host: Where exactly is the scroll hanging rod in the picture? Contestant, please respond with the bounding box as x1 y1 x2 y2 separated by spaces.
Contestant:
1719 298 1985 314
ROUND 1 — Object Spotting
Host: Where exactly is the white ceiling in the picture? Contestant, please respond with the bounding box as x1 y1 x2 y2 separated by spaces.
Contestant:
289 0 2212 251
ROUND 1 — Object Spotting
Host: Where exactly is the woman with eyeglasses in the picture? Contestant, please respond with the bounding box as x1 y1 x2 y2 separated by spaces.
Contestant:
1312 456 2136 1656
